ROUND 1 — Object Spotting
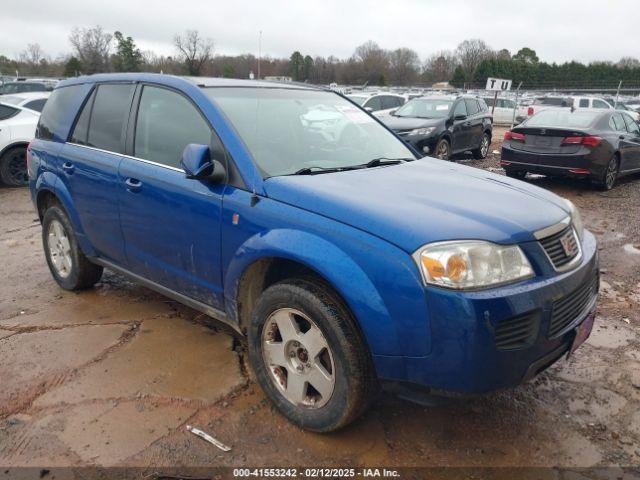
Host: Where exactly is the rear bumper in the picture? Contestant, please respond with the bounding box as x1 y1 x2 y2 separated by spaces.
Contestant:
501 146 606 178
373 230 599 394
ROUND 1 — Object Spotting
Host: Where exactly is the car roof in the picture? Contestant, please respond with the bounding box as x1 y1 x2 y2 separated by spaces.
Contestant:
58 73 319 91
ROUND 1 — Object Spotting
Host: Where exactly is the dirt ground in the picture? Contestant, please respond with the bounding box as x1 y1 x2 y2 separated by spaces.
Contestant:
1 127 639 474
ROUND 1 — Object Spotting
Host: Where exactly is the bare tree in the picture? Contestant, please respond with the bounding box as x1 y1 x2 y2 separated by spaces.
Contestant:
69 25 112 74
388 48 420 85
618 56 640 68
455 39 493 81
422 50 458 83
17 43 48 74
174 30 214 76
353 40 389 85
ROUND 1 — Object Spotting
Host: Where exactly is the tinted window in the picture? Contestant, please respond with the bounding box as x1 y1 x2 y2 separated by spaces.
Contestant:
465 99 480 115
23 98 47 112
534 97 572 107
70 90 95 145
86 83 134 153
134 86 212 168
610 114 627 131
0 104 19 121
622 114 640 135
453 100 467 117
579 99 589 108
365 96 383 111
36 85 83 140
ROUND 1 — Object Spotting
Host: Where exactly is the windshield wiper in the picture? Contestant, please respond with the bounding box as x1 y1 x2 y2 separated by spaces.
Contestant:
361 157 414 168
291 166 344 175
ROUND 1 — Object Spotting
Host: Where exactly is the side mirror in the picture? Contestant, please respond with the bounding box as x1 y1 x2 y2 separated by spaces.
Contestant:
180 144 226 183
364 107 373 112
453 114 467 121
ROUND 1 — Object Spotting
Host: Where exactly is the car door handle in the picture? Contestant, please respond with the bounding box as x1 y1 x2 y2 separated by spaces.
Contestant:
62 162 75 174
124 177 142 191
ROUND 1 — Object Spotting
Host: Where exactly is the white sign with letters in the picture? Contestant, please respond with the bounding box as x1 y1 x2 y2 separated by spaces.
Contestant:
485 77 512 91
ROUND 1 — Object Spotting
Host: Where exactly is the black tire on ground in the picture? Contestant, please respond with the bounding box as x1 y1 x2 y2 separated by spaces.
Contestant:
42 204 103 290
248 279 377 432
0 146 28 186
505 169 527 180
472 132 491 159
435 138 451 160
591 155 619 191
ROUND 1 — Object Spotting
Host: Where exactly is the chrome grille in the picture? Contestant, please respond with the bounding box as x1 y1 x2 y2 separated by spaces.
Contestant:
539 226 580 270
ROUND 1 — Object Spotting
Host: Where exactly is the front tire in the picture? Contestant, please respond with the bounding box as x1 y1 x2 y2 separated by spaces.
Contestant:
42 205 103 290
0 146 28 186
248 279 376 432
472 132 490 159
435 138 451 160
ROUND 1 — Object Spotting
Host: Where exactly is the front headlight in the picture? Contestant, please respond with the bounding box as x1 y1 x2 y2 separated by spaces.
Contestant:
413 241 534 290
564 199 583 241
408 127 436 136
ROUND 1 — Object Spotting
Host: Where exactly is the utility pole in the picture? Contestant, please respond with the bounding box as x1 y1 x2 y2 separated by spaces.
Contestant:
614 80 622 107
257 30 262 80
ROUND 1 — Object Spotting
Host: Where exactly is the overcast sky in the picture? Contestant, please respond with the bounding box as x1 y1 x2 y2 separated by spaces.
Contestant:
2 0 637 64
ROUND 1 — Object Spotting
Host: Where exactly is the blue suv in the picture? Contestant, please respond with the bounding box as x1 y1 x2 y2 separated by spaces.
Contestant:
29 74 599 432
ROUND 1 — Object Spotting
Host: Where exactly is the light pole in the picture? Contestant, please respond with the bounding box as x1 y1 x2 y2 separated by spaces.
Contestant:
257 30 262 80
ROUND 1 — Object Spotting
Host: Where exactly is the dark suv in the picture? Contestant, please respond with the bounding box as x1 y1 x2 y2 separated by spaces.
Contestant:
381 95 492 160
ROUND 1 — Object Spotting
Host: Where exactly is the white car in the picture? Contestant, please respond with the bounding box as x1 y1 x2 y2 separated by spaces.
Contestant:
482 97 528 125
0 93 49 186
0 91 50 113
346 92 406 117
571 96 640 122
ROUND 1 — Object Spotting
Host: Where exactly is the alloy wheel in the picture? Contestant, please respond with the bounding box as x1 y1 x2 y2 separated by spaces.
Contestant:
262 308 335 408
7 150 28 185
605 157 618 189
47 219 73 278
481 135 489 157
436 141 449 159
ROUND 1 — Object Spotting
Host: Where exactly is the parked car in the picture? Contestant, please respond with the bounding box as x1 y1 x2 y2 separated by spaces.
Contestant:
382 95 492 159
0 96 47 185
571 96 612 111
346 92 406 117
30 74 598 432
482 96 528 125
603 99 640 122
501 109 640 190
525 96 574 118
0 91 50 113
0 81 50 95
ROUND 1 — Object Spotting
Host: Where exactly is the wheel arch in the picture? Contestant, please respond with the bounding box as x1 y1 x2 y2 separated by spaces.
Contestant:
224 229 400 356
0 141 29 159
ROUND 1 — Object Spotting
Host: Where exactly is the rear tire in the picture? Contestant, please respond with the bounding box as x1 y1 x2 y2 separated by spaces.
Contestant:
248 279 377 432
42 205 103 290
592 155 619 191
505 169 527 180
0 146 28 186
472 132 490 159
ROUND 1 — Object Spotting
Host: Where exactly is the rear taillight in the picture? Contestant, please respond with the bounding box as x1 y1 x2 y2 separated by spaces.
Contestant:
505 131 525 142
561 136 602 147
527 107 534 116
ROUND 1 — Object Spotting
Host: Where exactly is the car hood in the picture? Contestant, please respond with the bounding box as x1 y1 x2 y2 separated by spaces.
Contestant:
264 159 570 253
382 116 444 131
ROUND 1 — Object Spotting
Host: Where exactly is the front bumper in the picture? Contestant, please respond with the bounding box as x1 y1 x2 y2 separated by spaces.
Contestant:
396 132 438 152
374 229 599 394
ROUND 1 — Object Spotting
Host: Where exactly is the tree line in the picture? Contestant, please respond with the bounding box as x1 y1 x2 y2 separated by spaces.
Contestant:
1 26 639 89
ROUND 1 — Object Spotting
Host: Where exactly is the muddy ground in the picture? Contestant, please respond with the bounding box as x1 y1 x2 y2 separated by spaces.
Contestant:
1 127 639 474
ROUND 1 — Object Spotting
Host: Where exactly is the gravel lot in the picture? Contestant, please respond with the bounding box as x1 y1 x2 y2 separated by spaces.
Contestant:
1 127 639 471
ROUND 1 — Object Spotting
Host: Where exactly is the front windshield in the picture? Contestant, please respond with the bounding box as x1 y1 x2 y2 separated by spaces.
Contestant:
206 88 415 177
394 98 453 119
346 95 367 106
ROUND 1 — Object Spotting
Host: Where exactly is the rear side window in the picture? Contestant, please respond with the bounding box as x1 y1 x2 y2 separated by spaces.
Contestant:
622 114 640 134
70 90 95 145
0 104 19 121
593 99 610 109
579 99 589 108
36 85 83 140
465 99 480 115
134 86 212 168
23 98 47 112
85 83 134 153
365 97 383 111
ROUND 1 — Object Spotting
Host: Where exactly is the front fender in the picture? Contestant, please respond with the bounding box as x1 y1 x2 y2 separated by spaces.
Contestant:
224 229 401 356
